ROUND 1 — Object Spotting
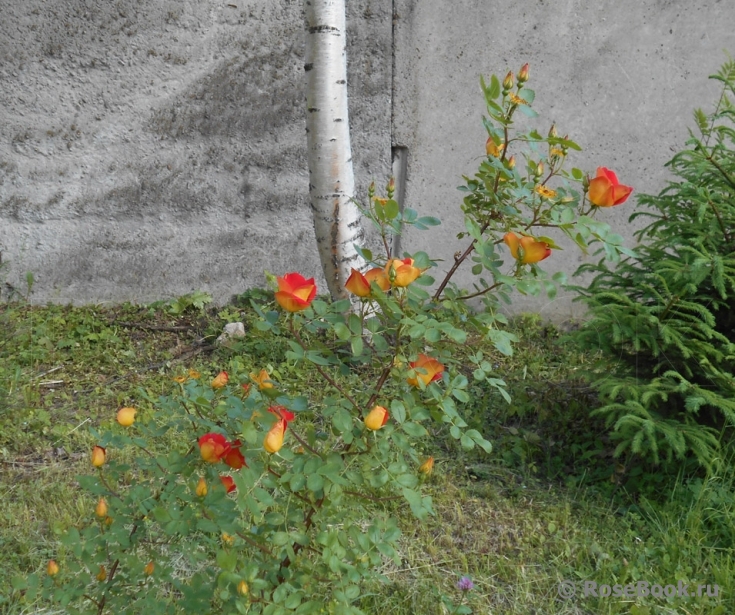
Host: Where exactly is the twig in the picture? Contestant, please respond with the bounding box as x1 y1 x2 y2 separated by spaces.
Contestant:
33 366 64 380
114 321 195 332
288 427 323 458
51 417 91 446
38 380 64 387
289 321 360 410
344 490 402 502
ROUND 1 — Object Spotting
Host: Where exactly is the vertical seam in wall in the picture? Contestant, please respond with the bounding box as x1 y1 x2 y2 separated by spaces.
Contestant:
390 0 396 149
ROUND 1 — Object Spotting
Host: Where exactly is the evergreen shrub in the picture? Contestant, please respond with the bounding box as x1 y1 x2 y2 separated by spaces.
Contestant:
571 60 735 468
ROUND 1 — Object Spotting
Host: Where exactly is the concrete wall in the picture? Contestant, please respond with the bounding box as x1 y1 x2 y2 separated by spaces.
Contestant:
1 0 733 316
0 0 391 304
393 0 735 320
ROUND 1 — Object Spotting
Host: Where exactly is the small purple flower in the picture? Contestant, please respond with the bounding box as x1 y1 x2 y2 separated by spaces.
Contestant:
457 576 474 592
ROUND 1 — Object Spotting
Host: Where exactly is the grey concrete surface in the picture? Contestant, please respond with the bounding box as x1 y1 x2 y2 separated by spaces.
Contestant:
0 0 733 317
393 0 734 321
0 0 391 304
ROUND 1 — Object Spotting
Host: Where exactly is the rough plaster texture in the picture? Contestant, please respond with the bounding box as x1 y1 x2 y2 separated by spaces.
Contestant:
0 0 391 304
393 0 735 320
1 0 734 318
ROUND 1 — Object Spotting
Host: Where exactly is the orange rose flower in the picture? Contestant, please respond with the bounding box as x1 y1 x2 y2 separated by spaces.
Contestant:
365 267 390 291
212 370 229 389
419 456 435 475
385 258 421 287
268 406 295 427
345 268 372 297
503 232 551 265
198 433 230 463
220 475 236 493
47 560 59 576
485 137 505 158
223 440 246 469
364 405 390 431
588 167 633 207
407 354 445 387
144 561 155 576
91 445 106 468
251 369 274 390
275 273 317 312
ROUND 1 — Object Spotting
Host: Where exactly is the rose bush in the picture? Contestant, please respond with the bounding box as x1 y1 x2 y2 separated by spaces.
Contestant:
24 65 633 614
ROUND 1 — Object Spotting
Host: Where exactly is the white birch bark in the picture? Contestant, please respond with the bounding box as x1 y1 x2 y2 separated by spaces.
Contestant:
304 0 364 301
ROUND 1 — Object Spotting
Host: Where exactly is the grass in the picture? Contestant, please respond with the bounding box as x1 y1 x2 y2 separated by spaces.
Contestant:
0 295 732 614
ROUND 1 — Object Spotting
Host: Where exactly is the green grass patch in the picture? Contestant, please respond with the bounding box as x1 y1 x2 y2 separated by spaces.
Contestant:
0 299 732 613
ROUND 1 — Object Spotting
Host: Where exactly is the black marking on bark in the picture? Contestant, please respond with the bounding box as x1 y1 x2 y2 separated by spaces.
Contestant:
308 108 320 113
309 25 340 34
334 118 343 122
336 79 346 84
304 63 314 72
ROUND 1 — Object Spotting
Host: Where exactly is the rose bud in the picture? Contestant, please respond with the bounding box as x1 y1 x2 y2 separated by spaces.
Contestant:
264 419 286 454
95 497 108 518
116 407 136 426
91 445 106 468
365 405 389 431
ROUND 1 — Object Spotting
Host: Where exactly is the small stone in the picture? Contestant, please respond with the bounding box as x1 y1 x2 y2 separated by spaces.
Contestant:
216 322 246 346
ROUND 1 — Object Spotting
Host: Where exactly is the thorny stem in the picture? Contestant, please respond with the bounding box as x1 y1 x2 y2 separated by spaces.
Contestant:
432 103 523 301
456 281 502 302
90 445 196 614
344 490 403 502
287 426 323 457
277 495 324 583
289 320 360 410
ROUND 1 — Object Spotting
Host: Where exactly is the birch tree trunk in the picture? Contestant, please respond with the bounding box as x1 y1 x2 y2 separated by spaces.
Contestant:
304 0 364 301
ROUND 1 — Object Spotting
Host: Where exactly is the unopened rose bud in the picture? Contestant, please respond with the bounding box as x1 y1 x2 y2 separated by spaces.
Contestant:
47 560 59 576
195 476 208 497
368 181 375 198
518 63 530 83
264 419 286 454
96 565 107 582
507 155 516 170
387 177 395 198
95 497 108 518
548 123 557 138
116 407 136 427
104 516 113 526
582 175 590 191
535 162 544 177
365 405 389 431
91 445 106 468
237 580 249 596
144 561 155 576
503 71 514 91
